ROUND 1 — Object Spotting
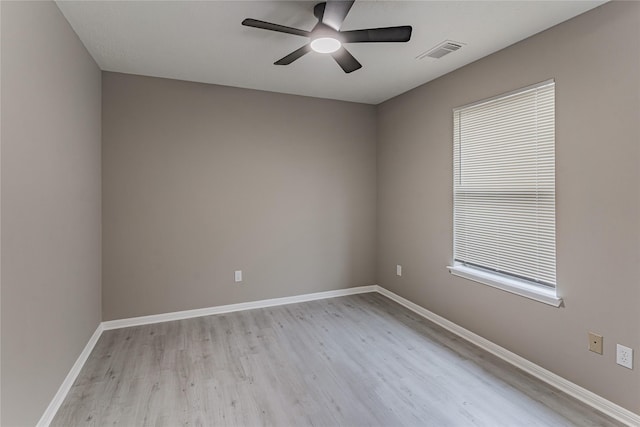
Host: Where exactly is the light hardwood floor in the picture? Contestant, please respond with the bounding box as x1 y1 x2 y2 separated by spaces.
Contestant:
52 293 622 426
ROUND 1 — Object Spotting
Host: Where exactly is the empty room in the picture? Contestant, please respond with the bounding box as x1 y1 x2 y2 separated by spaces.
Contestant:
1 0 639 426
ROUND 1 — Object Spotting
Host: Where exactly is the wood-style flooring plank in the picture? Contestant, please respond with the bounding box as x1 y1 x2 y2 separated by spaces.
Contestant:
52 293 623 426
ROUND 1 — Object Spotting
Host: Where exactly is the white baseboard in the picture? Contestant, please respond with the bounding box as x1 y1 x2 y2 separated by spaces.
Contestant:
374 285 640 427
39 285 376 426
36 323 104 427
101 285 377 330
38 284 639 427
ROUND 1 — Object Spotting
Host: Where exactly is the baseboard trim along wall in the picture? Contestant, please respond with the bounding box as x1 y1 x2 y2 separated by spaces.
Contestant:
374 286 640 427
36 324 105 427
37 285 640 426
101 285 378 330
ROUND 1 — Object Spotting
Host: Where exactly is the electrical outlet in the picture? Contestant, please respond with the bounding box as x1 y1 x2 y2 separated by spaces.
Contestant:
616 344 633 369
234 270 242 282
588 332 603 354
396 265 402 277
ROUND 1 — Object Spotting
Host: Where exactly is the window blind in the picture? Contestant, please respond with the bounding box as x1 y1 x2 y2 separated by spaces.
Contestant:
453 81 556 287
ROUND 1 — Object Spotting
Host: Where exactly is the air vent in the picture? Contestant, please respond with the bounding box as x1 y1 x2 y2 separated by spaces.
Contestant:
417 41 463 60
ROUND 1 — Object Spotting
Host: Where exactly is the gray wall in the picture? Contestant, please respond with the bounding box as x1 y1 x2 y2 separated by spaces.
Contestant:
102 72 377 320
377 1 639 414
2 1 636 422
0 1 102 426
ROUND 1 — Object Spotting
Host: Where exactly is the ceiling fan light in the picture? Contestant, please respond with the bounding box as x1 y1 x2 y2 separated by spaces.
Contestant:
310 37 341 54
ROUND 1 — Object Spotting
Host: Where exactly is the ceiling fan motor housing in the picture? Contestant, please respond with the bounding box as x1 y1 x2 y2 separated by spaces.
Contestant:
242 0 412 73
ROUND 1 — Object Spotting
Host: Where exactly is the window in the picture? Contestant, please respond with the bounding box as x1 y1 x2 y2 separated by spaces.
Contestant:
448 80 561 306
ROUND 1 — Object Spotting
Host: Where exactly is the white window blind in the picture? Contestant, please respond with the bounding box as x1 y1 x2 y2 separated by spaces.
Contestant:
453 80 556 287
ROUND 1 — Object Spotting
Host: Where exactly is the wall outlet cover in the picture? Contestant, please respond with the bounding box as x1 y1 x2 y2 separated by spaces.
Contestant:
616 344 633 369
588 332 603 354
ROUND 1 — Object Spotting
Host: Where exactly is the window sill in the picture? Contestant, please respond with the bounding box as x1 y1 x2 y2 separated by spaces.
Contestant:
447 264 563 307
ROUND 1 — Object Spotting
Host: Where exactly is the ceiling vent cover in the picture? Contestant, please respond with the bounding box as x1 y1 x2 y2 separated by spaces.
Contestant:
417 41 463 60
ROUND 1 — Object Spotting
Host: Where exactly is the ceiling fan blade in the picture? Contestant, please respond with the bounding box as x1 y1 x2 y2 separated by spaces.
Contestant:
313 2 326 21
341 26 412 43
242 19 310 37
322 0 355 31
331 46 362 73
274 44 312 65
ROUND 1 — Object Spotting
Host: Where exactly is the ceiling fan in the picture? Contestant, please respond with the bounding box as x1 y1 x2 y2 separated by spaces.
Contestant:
242 0 412 73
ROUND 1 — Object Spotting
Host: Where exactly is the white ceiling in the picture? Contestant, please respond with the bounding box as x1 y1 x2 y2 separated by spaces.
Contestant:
56 1 605 105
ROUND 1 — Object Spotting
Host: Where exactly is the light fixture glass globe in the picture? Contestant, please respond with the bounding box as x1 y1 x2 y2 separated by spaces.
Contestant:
310 37 341 54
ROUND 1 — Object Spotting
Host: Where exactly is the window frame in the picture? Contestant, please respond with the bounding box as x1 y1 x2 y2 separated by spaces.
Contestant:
447 80 562 307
